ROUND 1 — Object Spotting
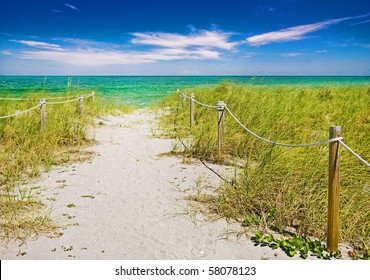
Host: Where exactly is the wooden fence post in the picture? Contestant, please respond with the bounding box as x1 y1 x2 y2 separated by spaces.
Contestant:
40 98 46 129
217 101 226 160
182 90 186 108
327 126 341 253
190 93 195 129
78 95 84 115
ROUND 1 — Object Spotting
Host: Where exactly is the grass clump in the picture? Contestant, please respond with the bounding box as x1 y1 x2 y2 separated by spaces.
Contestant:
0 90 134 242
0 186 58 242
159 83 370 252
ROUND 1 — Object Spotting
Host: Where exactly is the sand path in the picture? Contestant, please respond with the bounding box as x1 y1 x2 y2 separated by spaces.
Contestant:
1 109 300 260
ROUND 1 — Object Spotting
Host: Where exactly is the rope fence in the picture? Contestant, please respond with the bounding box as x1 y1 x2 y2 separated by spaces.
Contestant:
0 104 40 119
192 97 219 109
0 92 95 126
180 89 369 253
180 90 369 167
224 105 345 147
338 139 370 168
46 96 81 105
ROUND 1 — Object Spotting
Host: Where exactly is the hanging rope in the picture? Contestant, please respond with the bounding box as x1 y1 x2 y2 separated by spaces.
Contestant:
0 104 40 119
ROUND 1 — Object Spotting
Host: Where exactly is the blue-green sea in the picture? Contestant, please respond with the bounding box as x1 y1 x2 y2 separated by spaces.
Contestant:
1 76 369 106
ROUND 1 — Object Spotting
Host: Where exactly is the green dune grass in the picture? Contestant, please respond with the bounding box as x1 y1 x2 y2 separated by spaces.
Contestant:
0 90 133 242
158 83 370 251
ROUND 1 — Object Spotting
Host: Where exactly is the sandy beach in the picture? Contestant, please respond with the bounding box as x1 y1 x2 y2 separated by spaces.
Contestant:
0 109 337 260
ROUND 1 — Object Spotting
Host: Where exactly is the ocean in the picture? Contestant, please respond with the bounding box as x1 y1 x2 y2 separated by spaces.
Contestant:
0 76 369 106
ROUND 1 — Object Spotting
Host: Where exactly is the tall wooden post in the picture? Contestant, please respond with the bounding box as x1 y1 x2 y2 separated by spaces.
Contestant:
327 126 341 253
78 95 84 115
217 101 226 160
40 98 46 129
182 90 186 108
190 93 195 129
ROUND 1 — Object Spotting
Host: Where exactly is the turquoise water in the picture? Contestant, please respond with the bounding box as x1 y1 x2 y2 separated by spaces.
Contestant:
1 76 369 106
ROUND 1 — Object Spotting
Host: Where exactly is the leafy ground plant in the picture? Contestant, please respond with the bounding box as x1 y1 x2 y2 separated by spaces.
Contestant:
253 231 342 259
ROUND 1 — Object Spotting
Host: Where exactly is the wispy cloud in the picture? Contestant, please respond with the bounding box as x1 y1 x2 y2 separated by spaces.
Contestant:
55 37 121 50
246 13 370 46
131 30 237 50
242 52 254 58
14 33 228 66
19 50 150 66
1 50 12 55
14 29 235 66
246 19 345 46
255 5 277 15
18 47 221 66
316 50 328 53
351 19 370 26
10 40 64 51
64 3 79 11
280 53 301 57
52 9 62 13
4 26 244 67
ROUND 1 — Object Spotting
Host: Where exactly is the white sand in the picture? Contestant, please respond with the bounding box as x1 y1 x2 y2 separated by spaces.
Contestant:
0 109 336 260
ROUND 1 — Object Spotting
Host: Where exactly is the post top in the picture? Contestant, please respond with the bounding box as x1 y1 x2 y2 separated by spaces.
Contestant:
329 126 342 137
217 100 226 110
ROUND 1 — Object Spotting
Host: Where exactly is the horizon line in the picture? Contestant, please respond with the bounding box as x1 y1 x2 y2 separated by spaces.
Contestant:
1 74 369 77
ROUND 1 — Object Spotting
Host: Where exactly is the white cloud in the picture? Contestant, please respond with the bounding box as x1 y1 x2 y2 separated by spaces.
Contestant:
10 40 64 51
350 43 370 49
280 53 301 57
183 69 201 75
351 19 370 26
131 30 237 50
20 50 150 66
11 29 236 66
1 50 12 55
18 47 221 66
242 52 254 58
52 9 62 13
246 19 345 46
143 47 220 60
316 50 328 53
64 3 79 11
246 13 370 46
55 37 122 50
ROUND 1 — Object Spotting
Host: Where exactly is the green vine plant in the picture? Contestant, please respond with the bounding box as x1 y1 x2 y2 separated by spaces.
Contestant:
253 231 342 259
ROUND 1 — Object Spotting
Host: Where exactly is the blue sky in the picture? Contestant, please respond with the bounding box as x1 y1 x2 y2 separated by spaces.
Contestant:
0 0 369 75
